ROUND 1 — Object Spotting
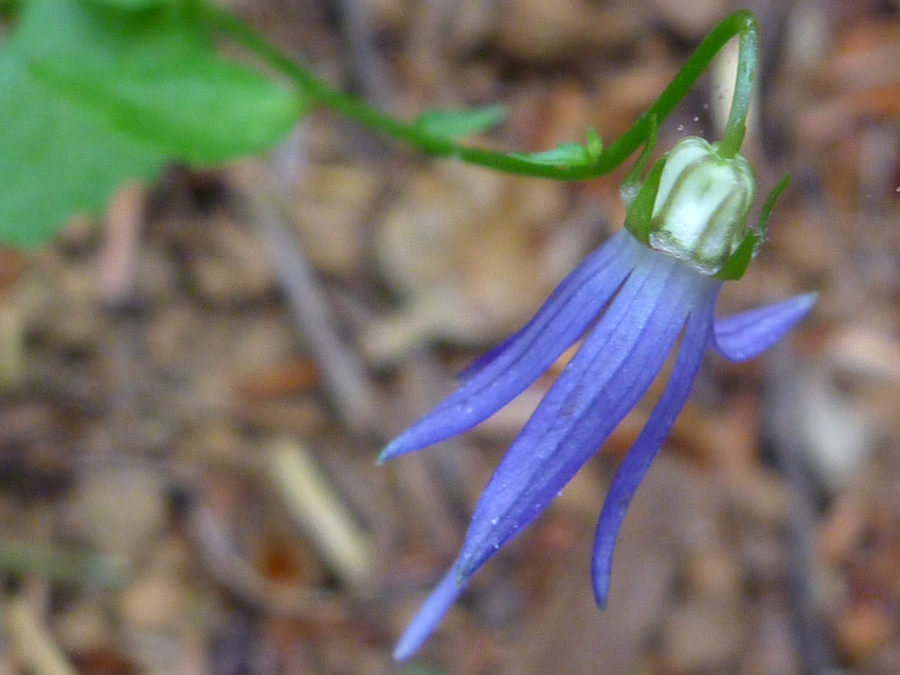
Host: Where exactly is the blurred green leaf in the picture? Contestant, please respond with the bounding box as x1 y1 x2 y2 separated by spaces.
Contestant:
86 0 176 9
510 142 592 169
586 127 603 161
0 0 307 247
413 104 505 139
509 125 608 170
22 0 306 164
0 54 167 247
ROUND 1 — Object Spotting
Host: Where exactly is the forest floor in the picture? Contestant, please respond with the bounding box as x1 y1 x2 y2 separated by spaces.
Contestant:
1 0 900 673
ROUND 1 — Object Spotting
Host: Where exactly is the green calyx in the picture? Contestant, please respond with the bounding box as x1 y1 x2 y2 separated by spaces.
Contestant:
649 136 755 275
623 133 788 280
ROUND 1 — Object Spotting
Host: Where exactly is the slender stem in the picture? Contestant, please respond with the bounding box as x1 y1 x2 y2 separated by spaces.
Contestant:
199 5 757 180
717 12 758 158
596 10 756 172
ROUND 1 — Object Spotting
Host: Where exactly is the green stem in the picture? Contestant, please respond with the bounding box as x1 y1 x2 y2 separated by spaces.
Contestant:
596 10 756 172
200 5 757 180
717 12 757 158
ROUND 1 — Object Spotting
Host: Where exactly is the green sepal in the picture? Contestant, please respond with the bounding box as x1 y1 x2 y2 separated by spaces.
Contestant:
714 232 756 280
756 173 790 242
714 173 789 280
623 156 667 244
620 115 657 209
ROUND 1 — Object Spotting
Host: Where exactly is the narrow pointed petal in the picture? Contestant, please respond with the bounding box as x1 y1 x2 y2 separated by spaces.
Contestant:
457 251 700 579
712 292 816 362
393 568 464 661
379 230 643 462
591 304 713 608
455 230 638 383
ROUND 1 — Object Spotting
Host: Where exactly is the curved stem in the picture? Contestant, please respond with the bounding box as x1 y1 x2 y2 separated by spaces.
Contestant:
597 10 756 172
199 5 757 180
717 12 758 158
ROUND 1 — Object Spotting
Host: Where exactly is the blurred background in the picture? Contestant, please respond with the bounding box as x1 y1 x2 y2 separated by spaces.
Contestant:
1 0 899 673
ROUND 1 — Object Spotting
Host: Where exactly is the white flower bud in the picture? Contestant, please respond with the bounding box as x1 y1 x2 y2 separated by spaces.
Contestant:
649 137 755 274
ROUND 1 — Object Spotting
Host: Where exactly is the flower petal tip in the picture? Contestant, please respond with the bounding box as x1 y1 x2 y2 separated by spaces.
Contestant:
377 437 414 464
592 564 612 611
798 291 819 310
713 290 817 362
784 291 818 317
392 640 417 662
392 569 464 661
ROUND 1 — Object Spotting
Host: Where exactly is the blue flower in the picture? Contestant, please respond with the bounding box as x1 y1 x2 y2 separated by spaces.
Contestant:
379 136 816 660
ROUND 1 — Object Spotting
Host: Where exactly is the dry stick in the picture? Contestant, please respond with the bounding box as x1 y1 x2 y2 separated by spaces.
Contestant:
0 287 26 385
339 0 395 111
189 499 341 617
7 592 79 675
267 436 374 590
232 162 381 439
98 181 146 306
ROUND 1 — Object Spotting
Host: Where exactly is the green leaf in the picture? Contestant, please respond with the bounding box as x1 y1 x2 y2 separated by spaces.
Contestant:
20 0 306 164
586 127 603 161
0 53 167 247
86 0 177 9
510 143 591 169
509 127 606 171
0 0 309 247
623 156 666 244
413 104 505 139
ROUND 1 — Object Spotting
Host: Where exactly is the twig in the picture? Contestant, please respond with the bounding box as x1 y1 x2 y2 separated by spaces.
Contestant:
7 592 79 675
98 181 146 307
0 290 25 386
338 0 394 110
231 161 381 438
189 498 341 617
266 436 374 590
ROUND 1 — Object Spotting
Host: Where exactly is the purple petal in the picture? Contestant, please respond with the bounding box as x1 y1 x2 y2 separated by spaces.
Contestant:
393 568 464 661
711 292 816 362
591 301 714 608
379 230 643 462
454 329 519 383
455 229 638 383
456 250 706 579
